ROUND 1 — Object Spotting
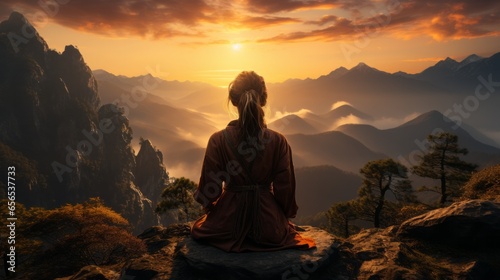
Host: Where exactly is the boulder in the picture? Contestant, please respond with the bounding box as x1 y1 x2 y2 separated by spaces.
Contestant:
138 224 191 253
346 226 424 280
397 200 500 248
176 226 340 280
120 255 160 279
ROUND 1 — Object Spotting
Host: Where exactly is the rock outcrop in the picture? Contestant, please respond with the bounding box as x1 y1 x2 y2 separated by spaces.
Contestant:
0 12 163 233
397 199 500 248
177 226 340 280
54 200 500 280
135 139 169 206
346 226 424 279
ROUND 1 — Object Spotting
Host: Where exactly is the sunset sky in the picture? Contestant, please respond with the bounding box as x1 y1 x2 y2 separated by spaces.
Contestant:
2 0 500 86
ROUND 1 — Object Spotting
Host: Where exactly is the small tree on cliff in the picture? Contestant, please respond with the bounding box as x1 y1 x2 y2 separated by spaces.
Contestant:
358 158 414 228
156 177 201 222
411 132 477 206
326 200 360 238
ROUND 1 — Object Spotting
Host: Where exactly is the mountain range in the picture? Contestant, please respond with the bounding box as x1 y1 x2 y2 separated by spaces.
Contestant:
267 53 500 134
1 11 499 225
92 54 500 214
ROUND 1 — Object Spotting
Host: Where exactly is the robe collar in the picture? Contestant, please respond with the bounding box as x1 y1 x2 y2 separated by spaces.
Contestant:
227 120 268 128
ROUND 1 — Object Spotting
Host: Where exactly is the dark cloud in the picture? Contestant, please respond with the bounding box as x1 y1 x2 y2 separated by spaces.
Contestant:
1 0 499 42
244 0 335 13
259 17 356 42
387 0 500 40
260 0 500 42
243 0 374 13
1 0 216 38
306 15 339 26
239 16 300 29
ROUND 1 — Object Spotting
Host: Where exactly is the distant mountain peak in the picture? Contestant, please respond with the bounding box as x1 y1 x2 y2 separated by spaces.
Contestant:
435 57 459 70
399 110 448 128
324 104 373 121
350 62 380 73
462 54 483 62
458 54 484 69
320 66 348 80
353 62 369 69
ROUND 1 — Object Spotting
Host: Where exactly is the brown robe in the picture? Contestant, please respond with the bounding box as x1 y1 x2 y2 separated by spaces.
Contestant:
191 120 316 252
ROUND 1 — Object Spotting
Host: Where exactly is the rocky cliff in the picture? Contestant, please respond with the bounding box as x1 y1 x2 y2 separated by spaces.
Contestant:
135 139 169 206
0 12 164 232
53 199 500 280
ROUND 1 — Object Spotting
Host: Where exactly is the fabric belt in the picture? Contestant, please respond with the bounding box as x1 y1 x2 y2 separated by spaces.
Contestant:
225 184 271 192
222 128 271 243
225 184 271 242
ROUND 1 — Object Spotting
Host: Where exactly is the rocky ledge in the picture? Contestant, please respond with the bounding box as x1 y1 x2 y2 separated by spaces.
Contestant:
177 226 340 280
59 200 500 280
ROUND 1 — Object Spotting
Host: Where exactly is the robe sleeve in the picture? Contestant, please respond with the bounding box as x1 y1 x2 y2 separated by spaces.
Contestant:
194 134 223 213
272 136 299 219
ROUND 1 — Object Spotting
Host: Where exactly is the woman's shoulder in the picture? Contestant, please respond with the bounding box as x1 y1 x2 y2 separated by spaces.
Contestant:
264 128 289 145
207 129 224 144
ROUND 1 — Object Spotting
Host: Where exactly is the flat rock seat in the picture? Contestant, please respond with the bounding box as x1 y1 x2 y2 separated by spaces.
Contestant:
176 226 340 280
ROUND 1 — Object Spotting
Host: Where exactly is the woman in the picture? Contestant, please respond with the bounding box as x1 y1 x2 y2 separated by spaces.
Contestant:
191 71 316 252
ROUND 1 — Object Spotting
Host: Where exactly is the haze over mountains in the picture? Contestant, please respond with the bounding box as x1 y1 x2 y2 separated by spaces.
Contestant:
93 53 500 217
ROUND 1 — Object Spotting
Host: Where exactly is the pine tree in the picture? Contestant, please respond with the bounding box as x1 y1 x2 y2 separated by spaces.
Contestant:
325 200 359 237
412 132 477 206
358 158 413 228
156 177 201 222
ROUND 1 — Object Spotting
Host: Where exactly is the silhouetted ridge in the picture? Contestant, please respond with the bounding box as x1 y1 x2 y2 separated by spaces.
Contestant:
324 104 373 121
397 110 446 128
0 12 167 233
459 54 483 68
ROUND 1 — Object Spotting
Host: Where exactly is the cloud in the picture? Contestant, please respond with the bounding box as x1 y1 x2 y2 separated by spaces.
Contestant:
332 112 421 130
271 108 313 122
238 16 300 29
306 15 339 26
259 0 500 42
331 101 351 110
243 0 375 13
3 0 218 38
243 0 336 13
259 17 357 42
331 114 362 129
2 0 499 42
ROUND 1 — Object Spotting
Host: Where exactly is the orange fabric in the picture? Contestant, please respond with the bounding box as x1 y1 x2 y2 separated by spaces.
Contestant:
191 121 316 252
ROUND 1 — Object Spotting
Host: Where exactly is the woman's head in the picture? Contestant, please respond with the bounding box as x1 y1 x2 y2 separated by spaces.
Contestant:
228 71 267 139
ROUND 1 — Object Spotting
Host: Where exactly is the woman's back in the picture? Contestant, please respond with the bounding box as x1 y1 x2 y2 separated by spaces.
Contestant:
191 71 315 252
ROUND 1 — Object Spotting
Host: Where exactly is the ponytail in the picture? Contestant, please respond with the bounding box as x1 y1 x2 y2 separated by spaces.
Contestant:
238 89 265 140
228 71 268 142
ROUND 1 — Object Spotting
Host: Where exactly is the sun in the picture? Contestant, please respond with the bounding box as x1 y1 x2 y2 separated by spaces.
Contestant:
232 43 242 51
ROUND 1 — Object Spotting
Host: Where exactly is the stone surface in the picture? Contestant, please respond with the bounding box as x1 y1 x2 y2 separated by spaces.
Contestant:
54 265 119 280
346 226 424 280
120 255 160 279
397 200 500 248
56 210 500 280
177 226 340 280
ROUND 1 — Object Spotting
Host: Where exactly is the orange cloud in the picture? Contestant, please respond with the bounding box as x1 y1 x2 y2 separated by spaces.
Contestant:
2 0 499 42
260 0 500 42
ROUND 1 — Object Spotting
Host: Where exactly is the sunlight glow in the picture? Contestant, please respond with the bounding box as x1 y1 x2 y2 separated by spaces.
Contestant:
232 43 242 51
